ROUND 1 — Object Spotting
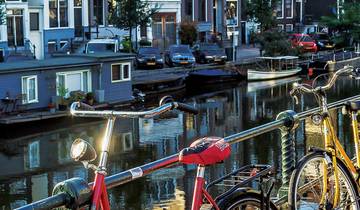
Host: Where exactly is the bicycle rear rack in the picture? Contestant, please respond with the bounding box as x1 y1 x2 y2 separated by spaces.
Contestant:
206 164 273 191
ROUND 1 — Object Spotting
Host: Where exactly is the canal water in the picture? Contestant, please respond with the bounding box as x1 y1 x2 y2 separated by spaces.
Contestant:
1 75 360 209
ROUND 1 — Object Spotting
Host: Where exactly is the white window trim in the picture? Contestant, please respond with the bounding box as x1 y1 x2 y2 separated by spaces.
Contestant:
276 0 284 19
21 75 39 104
285 24 293 32
49 0 69 28
285 0 293 19
56 70 92 96
111 62 131 83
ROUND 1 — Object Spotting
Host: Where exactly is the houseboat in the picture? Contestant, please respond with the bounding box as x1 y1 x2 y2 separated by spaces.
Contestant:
0 53 135 124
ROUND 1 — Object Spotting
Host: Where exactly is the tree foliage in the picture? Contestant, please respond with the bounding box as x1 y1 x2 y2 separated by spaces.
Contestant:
256 29 295 56
110 0 159 51
0 0 5 25
321 2 360 47
178 21 197 46
245 0 279 32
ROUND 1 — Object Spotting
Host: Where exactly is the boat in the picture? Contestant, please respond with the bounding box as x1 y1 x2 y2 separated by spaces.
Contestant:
186 68 244 85
247 56 302 81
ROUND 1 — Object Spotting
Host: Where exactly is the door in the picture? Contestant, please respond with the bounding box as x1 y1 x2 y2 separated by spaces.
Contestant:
7 10 24 47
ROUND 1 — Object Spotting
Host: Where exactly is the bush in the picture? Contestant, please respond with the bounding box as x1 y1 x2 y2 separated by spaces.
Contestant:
121 37 132 52
139 39 152 46
179 21 198 46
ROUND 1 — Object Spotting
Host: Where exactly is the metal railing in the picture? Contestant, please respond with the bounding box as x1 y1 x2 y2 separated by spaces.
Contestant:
15 94 360 210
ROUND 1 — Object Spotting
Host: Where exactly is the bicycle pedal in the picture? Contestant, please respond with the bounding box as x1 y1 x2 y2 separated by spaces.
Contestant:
200 204 212 210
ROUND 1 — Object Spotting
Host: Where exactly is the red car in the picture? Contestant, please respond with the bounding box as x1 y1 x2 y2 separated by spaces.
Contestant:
289 34 318 53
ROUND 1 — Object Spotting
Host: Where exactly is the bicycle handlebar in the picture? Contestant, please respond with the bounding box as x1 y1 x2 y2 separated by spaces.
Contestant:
70 101 198 118
290 65 354 104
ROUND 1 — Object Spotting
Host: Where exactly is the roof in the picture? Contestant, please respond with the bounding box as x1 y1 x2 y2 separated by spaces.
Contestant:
87 39 118 44
291 33 311 37
0 53 135 74
257 56 299 60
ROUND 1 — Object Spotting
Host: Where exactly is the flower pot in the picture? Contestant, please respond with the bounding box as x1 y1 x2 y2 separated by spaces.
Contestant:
58 104 67 111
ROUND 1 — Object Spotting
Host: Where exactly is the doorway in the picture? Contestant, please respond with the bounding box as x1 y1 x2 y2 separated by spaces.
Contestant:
7 9 24 47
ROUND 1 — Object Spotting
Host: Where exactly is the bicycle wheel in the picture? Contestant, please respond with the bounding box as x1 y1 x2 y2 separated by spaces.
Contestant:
218 191 278 210
289 151 359 210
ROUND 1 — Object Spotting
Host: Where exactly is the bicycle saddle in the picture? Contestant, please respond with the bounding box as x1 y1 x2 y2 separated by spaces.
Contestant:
179 137 231 165
345 100 360 112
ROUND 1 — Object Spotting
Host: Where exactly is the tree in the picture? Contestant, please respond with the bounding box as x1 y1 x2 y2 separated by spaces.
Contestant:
245 0 279 32
256 29 295 56
178 21 197 46
321 2 360 47
0 0 5 25
110 0 159 52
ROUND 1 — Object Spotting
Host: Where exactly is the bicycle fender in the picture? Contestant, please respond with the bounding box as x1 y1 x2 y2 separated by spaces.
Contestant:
215 188 257 209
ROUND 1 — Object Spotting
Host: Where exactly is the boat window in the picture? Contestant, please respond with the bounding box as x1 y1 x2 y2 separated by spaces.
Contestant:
87 43 115 53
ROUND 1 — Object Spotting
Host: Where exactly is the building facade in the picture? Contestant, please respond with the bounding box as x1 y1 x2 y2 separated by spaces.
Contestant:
0 0 92 60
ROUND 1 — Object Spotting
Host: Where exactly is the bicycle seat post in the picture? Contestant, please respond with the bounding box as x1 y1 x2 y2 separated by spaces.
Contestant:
191 165 206 210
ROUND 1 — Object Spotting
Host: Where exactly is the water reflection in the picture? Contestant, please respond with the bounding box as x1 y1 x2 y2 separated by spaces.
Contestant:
1 75 360 209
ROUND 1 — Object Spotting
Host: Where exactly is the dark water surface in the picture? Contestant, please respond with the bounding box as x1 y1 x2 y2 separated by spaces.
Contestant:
1 75 360 209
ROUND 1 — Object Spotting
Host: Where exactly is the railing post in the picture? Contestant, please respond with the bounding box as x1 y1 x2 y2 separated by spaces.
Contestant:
276 110 299 198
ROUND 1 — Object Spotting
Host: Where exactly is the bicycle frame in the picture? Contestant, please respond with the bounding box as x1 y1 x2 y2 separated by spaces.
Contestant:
191 166 220 210
90 117 115 210
318 95 359 208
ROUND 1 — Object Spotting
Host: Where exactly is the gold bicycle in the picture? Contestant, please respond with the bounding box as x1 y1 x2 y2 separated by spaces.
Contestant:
288 65 360 210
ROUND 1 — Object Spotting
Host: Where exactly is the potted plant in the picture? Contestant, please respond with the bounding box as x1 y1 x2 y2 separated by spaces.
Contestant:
85 92 95 105
57 85 69 111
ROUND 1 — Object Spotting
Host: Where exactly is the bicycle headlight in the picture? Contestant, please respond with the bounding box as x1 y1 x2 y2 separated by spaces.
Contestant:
70 138 97 162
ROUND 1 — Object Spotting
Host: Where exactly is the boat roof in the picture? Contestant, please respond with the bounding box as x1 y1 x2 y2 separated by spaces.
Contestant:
87 39 118 44
257 56 299 60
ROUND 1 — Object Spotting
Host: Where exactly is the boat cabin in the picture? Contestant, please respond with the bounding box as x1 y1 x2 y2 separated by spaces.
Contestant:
256 56 299 72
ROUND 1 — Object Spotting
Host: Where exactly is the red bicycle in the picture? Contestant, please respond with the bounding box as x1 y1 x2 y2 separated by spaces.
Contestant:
16 97 277 210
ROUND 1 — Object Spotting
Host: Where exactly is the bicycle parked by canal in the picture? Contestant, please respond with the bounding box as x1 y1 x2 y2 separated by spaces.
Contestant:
16 96 277 210
288 65 360 209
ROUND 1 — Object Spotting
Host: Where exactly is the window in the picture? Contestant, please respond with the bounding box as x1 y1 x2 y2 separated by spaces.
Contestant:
111 63 131 82
28 141 40 168
94 0 104 25
59 40 68 49
276 0 283 19
277 24 284 31
185 0 192 19
285 0 293 18
48 41 57 53
30 13 39 31
21 75 38 104
49 0 68 28
285 24 293 32
198 0 206 21
57 70 91 96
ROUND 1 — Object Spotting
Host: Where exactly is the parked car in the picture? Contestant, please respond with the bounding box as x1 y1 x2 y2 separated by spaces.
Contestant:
84 39 123 54
192 43 227 64
310 32 335 50
165 45 196 67
136 47 164 69
289 34 318 53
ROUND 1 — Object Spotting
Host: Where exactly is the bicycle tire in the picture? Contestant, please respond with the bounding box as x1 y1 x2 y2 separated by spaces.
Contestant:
289 151 360 210
217 191 278 210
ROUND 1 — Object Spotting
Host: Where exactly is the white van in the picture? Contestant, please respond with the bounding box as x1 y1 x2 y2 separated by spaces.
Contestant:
84 39 123 54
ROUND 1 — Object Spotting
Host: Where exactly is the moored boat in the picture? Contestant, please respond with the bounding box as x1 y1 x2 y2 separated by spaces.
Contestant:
247 56 302 81
186 68 244 85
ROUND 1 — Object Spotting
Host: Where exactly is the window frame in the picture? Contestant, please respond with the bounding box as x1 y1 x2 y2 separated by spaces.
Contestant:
56 70 92 97
30 12 39 31
276 0 284 19
285 0 293 19
285 24 293 32
21 75 39 104
49 0 69 28
111 62 131 83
